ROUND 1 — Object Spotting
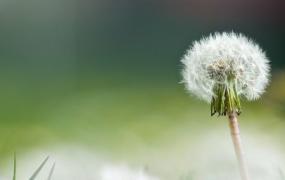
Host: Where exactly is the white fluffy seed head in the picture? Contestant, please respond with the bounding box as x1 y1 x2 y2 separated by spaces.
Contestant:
181 32 270 103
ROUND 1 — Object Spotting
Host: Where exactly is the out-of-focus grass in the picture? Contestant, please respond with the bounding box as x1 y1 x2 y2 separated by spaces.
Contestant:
13 153 16 180
29 156 49 180
12 154 54 180
47 162 55 180
0 73 285 172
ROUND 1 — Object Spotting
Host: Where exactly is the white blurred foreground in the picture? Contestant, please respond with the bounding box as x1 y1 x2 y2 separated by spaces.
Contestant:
0 146 159 180
0 131 284 180
100 164 159 180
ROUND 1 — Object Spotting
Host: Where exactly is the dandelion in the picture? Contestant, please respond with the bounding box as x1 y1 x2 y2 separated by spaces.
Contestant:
181 32 270 180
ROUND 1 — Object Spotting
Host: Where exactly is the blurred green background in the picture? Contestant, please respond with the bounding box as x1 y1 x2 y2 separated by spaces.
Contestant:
0 0 285 179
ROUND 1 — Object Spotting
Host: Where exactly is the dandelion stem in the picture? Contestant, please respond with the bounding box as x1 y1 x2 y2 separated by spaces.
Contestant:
228 111 249 180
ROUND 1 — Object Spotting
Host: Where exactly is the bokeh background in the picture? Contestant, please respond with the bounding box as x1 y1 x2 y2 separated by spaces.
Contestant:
0 0 285 179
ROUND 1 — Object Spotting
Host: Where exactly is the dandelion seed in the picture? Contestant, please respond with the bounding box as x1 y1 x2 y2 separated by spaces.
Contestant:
181 32 270 180
181 32 270 116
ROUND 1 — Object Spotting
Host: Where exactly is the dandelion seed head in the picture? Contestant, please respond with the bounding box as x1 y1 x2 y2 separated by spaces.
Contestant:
181 32 270 103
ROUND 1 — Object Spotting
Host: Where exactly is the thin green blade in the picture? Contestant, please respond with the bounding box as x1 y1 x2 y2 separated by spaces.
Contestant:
29 156 49 180
13 153 16 180
47 162 55 180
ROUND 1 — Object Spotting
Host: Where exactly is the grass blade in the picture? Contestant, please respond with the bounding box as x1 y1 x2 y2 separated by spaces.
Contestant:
47 162 55 180
29 156 49 180
13 153 16 180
